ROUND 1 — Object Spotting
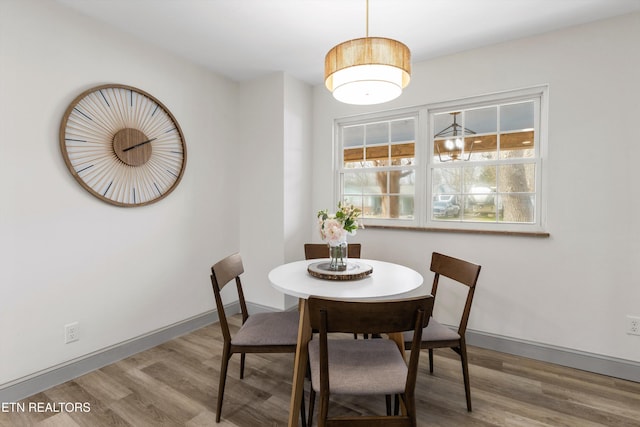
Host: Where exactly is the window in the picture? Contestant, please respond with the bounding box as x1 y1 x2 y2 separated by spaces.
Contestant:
335 86 547 233
339 114 418 223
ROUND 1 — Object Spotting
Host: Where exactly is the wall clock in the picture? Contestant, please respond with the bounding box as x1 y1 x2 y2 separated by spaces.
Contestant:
59 84 186 207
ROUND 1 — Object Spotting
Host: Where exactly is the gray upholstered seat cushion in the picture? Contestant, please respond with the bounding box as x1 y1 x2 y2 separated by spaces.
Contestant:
402 317 460 343
308 338 407 395
231 310 299 346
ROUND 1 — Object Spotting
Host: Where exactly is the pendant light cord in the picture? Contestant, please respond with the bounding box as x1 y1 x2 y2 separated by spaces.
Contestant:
366 0 369 37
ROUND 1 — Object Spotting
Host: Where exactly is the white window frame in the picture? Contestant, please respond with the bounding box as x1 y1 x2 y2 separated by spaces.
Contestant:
333 85 548 234
334 108 423 228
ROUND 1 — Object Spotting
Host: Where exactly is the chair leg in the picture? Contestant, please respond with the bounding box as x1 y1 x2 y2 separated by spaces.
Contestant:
319 389 329 426
428 348 434 373
308 388 316 427
240 352 246 379
300 390 307 427
459 345 472 411
402 393 416 423
385 395 391 416
394 394 400 416
216 344 231 422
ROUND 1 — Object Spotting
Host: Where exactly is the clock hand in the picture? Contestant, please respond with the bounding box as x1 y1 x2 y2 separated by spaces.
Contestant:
123 137 157 152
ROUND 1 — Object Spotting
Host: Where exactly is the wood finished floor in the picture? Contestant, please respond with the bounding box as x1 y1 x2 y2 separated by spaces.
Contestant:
2 314 640 426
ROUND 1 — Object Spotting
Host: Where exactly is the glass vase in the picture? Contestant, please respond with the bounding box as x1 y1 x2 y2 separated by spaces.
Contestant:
328 240 348 271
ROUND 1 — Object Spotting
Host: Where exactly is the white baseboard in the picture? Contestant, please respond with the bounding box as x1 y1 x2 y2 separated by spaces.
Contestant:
2 303 638 403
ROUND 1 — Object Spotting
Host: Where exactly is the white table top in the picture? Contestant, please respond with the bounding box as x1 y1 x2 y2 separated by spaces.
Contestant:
268 258 424 300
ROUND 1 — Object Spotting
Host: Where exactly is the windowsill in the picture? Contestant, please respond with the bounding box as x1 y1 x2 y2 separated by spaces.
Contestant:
364 224 550 238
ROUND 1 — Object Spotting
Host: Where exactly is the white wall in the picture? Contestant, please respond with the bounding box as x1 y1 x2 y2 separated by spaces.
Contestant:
312 13 640 363
237 73 313 311
237 74 287 310
0 0 239 386
283 74 313 307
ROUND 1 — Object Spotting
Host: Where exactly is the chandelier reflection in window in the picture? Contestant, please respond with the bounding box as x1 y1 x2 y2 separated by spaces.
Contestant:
434 112 476 162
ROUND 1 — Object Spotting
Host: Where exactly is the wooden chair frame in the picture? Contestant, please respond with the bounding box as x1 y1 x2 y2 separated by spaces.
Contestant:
210 252 304 424
304 243 361 260
305 243 365 340
405 252 481 412
308 296 434 427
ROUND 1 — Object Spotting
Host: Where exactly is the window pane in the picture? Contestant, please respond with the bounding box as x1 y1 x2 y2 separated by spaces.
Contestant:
366 145 389 165
498 194 535 223
501 102 534 131
343 195 364 214
463 165 497 192
498 164 535 193
432 168 461 221
364 195 386 218
343 172 384 195
390 195 414 219
366 122 389 145
433 112 481 163
391 142 415 165
388 169 415 219
344 148 365 168
433 137 473 163
499 131 535 159
432 199 462 221
465 106 498 161
433 112 453 138
464 191 501 219
343 125 364 147
433 168 461 194
393 170 415 195
391 118 414 142
467 134 497 161
466 106 497 134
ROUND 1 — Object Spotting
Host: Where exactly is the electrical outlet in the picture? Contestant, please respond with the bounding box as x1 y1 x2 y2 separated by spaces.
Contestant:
65 322 79 343
627 316 640 336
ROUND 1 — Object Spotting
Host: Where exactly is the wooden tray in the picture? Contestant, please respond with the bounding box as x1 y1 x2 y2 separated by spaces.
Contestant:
307 261 373 281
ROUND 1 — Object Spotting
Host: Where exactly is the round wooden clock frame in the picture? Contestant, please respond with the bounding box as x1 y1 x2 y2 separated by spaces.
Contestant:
59 84 187 207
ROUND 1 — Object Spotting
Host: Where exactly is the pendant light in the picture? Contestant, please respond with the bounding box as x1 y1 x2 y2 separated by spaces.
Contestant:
434 112 477 162
324 0 411 105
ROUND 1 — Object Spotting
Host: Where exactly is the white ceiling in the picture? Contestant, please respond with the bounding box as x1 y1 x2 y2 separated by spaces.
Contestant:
54 0 640 85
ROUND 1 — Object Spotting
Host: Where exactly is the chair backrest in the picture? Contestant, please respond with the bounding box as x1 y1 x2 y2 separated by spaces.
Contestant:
308 296 434 398
210 252 249 343
429 252 481 336
304 243 361 260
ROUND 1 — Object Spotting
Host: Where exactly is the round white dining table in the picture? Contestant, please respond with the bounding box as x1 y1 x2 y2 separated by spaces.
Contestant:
268 258 424 427
268 258 423 300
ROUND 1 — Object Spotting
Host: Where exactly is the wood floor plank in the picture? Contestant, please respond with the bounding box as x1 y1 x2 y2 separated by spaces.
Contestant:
106 390 179 426
33 412 81 427
72 370 132 402
2 314 639 426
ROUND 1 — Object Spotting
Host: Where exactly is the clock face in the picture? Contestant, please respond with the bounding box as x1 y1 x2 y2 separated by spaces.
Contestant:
60 84 186 207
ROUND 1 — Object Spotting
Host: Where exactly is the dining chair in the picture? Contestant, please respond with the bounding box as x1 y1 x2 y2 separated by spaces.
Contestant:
305 242 364 341
403 252 481 412
307 295 434 427
304 243 361 260
210 252 304 424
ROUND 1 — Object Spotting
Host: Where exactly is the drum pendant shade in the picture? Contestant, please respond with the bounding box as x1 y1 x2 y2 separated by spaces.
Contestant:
324 36 411 105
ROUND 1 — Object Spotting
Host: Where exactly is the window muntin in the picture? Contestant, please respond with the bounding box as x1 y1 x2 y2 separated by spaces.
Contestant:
335 87 546 232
